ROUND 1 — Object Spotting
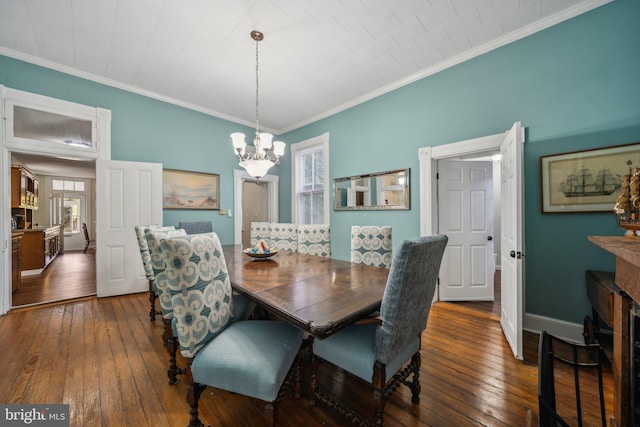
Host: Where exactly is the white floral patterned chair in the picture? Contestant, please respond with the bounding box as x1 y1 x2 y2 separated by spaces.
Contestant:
250 221 272 247
161 233 303 427
270 222 299 252
297 224 331 257
134 224 175 321
350 225 393 268
145 227 189 384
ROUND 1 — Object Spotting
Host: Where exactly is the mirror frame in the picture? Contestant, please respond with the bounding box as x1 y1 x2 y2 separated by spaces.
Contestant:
333 168 410 211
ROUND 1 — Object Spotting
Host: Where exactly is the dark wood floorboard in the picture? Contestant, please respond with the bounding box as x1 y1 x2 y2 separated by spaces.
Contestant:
11 251 96 308
0 291 613 427
450 270 501 316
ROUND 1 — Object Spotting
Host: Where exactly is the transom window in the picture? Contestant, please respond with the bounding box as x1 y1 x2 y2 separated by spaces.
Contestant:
52 179 85 192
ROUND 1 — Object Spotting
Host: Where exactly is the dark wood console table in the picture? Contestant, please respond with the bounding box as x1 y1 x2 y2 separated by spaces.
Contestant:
589 235 640 427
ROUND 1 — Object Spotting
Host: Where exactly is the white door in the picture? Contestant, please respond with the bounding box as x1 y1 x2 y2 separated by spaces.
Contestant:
242 181 268 248
500 122 524 360
438 160 494 301
96 159 162 297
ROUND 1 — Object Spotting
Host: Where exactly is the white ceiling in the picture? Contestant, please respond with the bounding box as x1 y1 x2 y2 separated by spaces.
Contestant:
0 0 610 137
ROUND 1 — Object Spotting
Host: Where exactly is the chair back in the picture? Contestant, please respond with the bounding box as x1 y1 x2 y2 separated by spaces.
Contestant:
178 221 213 235
375 234 447 364
134 225 175 280
160 233 236 358
351 225 393 268
538 331 606 427
270 223 298 252
144 228 187 318
250 222 272 247
297 224 331 257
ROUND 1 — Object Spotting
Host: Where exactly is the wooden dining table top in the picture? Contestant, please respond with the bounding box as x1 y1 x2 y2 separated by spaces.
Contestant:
222 244 389 338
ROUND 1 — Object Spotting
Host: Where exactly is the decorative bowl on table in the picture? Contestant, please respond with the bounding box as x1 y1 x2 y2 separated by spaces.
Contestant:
243 248 278 260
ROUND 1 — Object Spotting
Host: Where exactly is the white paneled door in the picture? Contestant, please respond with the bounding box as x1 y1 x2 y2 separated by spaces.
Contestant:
438 160 494 301
500 122 524 360
96 159 162 297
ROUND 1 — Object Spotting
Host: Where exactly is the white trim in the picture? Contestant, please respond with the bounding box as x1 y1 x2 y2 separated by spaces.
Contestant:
233 169 279 245
419 132 506 237
524 312 585 344
290 133 330 224
0 47 272 134
0 0 611 135
0 85 111 315
278 0 613 133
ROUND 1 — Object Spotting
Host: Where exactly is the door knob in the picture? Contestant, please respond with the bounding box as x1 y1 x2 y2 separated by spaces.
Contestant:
510 250 516 258
487 236 493 241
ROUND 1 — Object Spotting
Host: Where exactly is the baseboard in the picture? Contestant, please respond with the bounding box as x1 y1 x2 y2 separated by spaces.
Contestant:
524 312 584 343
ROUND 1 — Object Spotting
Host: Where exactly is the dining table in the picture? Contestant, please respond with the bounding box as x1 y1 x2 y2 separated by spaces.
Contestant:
222 244 389 339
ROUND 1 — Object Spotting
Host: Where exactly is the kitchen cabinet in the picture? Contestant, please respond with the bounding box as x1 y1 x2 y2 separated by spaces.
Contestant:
11 232 23 292
11 165 39 229
21 226 61 272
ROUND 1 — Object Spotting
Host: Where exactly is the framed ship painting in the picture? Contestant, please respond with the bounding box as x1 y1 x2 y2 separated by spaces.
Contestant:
163 169 219 210
541 143 640 213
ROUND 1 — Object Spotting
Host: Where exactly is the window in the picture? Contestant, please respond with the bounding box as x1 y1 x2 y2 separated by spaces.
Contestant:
292 133 329 224
52 179 85 191
51 179 87 234
63 197 82 233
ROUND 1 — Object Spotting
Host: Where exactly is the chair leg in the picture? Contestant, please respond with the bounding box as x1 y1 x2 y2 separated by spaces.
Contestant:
167 336 181 385
149 291 158 321
185 360 206 427
264 401 275 427
163 318 185 384
149 280 160 321
409 352 421 403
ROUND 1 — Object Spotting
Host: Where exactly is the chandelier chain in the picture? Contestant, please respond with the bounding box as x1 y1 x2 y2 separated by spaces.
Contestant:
255 34 260 136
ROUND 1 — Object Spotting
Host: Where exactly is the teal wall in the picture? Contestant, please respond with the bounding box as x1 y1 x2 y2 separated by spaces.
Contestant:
1 0 638 324
280 0 640 324
0 55 255 244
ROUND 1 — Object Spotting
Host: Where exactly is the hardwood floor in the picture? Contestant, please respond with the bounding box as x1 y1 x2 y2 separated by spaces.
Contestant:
450 270 501 317
0 292 613 427
11 251 96 308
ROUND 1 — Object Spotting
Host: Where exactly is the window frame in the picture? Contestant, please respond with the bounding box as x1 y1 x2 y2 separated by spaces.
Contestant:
291 133 329 224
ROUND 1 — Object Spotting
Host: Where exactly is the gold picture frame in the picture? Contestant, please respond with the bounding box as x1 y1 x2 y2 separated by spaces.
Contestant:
540 143 640 213
162 169 219 210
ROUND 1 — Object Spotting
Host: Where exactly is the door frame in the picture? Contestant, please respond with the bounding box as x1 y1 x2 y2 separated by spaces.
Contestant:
233 169 279 245
420 132 507 242
0 85 111 315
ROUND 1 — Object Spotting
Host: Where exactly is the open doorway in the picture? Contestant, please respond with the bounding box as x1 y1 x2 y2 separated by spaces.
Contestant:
10 152 96 309
420 123 525 359
438 154 501 317
233 169 280 246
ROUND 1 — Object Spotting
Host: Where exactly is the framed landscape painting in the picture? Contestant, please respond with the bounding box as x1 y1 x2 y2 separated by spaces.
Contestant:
540 143 640 213
163 169 219 210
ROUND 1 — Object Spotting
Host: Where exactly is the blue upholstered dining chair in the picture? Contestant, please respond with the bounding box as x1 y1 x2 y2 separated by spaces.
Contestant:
269 222 299 252
146 228 257 385
178 221 213 235
297 224 331 257
310 234 448 426
160 233 304 427
350 225 393 268
250 221 272 246
134 224 175 321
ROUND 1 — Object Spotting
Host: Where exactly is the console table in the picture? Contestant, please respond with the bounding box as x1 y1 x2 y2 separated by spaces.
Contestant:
589 235 640 427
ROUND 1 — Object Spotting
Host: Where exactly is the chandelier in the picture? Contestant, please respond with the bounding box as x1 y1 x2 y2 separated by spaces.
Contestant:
231 30 285 180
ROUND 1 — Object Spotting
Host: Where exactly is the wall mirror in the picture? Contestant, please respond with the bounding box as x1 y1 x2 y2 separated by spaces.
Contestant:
334 168 410 210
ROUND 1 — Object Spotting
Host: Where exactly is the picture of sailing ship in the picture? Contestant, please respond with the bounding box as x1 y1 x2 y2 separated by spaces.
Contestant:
558 168 621 197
